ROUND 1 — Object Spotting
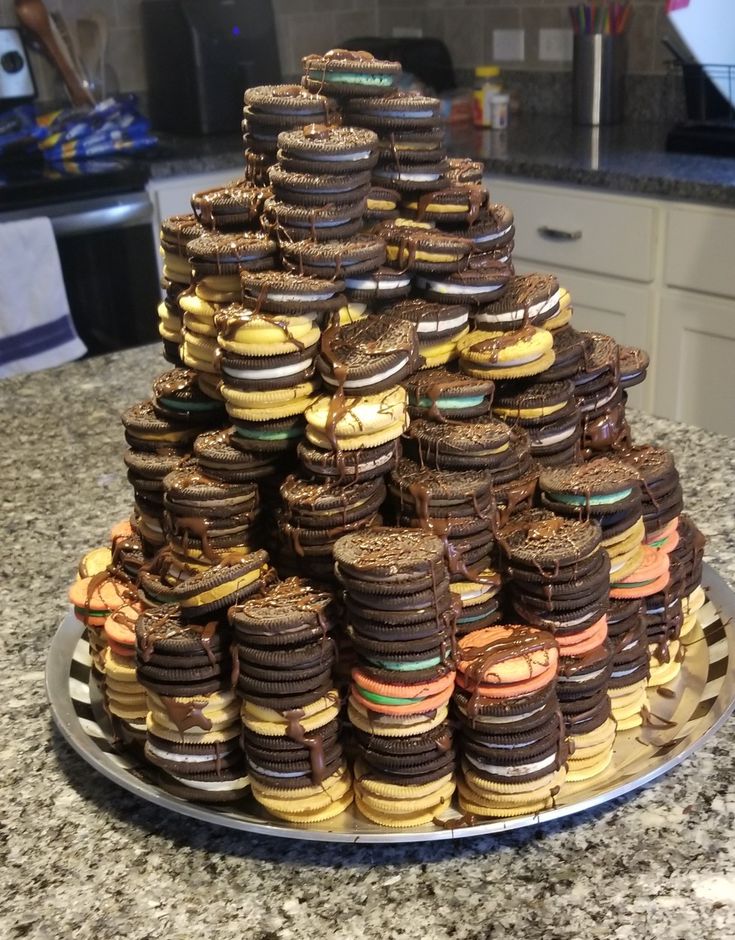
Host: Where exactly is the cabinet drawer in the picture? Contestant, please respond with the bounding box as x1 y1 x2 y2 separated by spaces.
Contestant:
486 178 657 283
665 205 735 298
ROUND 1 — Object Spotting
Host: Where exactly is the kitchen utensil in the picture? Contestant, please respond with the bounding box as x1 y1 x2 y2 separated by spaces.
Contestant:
14 0 94 106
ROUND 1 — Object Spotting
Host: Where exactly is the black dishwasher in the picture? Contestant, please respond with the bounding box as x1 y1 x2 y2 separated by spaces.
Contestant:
0 158 161 355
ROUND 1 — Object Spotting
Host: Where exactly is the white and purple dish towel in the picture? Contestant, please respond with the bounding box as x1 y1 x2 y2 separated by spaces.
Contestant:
0 216 86 378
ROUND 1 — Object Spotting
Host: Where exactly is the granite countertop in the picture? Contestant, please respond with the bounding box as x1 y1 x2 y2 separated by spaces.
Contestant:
3 344 735 940
147 117 735 207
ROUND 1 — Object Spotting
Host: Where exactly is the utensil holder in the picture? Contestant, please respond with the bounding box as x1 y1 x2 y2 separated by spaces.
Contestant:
573 34 626 125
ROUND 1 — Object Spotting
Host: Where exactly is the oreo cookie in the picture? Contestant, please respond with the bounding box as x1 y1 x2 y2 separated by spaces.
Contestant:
240 269 344 315
474 274 560 331
404 366 494 421
344 91 441 130
302 49 401 97
402 183 489 226
316 315 420 396
404 416 512 471
377 221 473 273
277 124 379 174
281 234 386 279
415 253 512 305
191 181 270 231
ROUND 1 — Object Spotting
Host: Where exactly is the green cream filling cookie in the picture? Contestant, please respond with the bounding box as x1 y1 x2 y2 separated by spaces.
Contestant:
315 72 393 86
357 687 420 706
551 488 632 506
414 395 485 409
235 427 302 441
368 656 442 672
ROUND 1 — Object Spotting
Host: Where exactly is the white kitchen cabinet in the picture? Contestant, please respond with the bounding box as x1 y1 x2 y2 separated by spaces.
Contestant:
654 289 735 435
485 175 735 435
486 177 658 283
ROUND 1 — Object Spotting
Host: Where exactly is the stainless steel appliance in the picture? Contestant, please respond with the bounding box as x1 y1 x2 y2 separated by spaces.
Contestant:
141 0 280 135
0 27 36 105
0 159 161 354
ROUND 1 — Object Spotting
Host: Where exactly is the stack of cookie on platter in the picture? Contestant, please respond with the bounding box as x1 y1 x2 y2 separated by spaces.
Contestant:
66 47 709 828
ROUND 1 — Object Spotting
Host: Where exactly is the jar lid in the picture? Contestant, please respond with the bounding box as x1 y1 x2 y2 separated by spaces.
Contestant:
475 65 500 79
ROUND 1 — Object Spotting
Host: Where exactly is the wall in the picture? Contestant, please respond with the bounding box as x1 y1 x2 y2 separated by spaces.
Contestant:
0 0 671 103
374 0 669 75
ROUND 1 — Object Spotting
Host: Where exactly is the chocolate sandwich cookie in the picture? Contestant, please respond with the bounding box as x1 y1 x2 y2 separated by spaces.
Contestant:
278 475 385 572
219 341 319 390
442 204 515 254
474 273 560 331
334 526 446 587
389 458 495 521
374 128 446 166
302 49 401 97
191 181 271 231
261 195 366 242
619 445 683 536
539 458 641 520
618 345 650 389
160 214 206 284
193 429 285 482
382 297 470 345
538 326 592 382
345 90 441 129
239 269 345 316
316 315 420 396
277 124 379 174
230 414 306 455
364 184 401 221
281 234 386 279
416 253 512 304
404 366 494 421
171 550 271 618
243 84 338 148
376 220 473 273
445 158 484 185
404 416 512 471
230 576 336 647
135 604 230 693
187 231 277 281
298 437 401 484
268 165 371 208
121 400 202 454
372 157 449 193
152 368 227 423
343 265 412 302
573 331 621 419
492 378 581 464
162 465 261 562
244 84 337 123
402 183 489 226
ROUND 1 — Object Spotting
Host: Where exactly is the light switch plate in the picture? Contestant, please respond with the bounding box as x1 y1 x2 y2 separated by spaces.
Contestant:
492 28 525 62
539 28 573 62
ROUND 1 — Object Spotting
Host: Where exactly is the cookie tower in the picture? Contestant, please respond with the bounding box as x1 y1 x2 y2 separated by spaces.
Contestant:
65 44 715 831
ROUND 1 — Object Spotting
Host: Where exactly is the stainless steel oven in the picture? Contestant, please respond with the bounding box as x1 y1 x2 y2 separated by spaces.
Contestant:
0 158 161 355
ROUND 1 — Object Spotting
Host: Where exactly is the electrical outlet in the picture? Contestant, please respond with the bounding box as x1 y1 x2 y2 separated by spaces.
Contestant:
492 29 525 63
539 28 573 62
392 27 423 39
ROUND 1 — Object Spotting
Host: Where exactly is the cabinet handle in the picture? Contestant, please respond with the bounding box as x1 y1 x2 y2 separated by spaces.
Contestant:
538 225 582 242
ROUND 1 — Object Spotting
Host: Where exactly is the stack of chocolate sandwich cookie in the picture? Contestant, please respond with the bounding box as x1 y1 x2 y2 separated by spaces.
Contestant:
158 214 204 364
230 577 353 823
102 603 148 743
454 625 568 817
136 604 250 802
242 83 337 184
500 509 615 781
335 529 457 828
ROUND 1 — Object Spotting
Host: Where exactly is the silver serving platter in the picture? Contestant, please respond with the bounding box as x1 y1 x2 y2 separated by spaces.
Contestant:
47 562 735 844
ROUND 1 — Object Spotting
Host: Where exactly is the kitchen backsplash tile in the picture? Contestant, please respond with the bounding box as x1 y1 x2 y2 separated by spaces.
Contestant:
2 0 678 111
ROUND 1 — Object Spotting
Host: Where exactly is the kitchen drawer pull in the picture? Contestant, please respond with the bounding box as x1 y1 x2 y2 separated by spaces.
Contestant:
538 225 583 242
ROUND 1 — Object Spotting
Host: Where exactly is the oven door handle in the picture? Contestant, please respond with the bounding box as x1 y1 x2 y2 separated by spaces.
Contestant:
50 193 153 237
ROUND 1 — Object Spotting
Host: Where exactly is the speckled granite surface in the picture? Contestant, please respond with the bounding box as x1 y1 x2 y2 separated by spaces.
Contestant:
148 118 735 207
2 345 735 940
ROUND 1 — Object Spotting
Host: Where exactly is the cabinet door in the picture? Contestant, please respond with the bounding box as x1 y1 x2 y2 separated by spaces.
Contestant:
665 204 735 300
486 177 658 283
653 290 735 435
512 260 655 411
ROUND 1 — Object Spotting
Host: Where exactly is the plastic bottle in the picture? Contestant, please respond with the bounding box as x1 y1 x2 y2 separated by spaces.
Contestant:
473 65 502 128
